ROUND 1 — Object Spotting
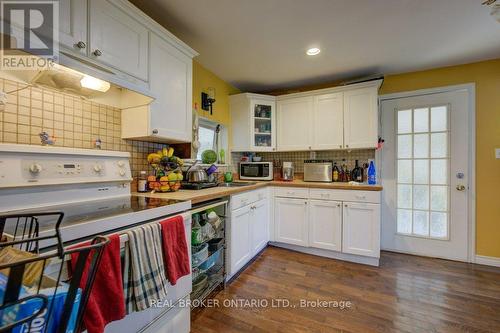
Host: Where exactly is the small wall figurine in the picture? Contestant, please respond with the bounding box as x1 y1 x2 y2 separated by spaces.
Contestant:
39 132 56 145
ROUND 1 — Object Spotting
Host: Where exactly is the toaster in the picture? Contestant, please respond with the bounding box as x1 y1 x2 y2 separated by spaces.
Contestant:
303 160 333 182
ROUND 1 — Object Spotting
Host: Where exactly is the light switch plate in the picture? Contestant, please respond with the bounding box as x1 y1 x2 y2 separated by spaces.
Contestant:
496 148 500 159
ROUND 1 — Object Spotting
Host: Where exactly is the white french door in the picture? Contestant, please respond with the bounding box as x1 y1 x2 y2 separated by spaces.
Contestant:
380 86 473 262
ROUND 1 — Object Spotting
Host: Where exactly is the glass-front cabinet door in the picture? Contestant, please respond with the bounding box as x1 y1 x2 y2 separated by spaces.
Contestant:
251 99 276 151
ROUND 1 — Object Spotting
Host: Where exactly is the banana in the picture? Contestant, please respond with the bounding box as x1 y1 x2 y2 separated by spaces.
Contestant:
167 147 174 157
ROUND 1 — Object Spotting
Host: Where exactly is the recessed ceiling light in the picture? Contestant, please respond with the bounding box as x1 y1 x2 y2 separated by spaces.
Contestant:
306 48 321 56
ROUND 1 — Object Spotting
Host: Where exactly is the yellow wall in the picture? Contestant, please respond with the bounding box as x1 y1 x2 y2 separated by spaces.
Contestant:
379 58 500 258
192 61 240 126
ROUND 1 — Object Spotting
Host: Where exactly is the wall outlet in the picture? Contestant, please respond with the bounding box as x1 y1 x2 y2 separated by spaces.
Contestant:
496 148 500 159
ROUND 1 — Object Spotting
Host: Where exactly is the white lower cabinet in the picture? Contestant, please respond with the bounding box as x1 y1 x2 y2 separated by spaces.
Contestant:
229 205 252 275
308 200 342 251
251 199 270 254
274 197 308 246
342 202 380 257
229 192 270 278
272 187 381 264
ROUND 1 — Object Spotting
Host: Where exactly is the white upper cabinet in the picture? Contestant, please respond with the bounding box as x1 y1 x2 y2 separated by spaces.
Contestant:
308 199 342 251
342 202 380 258
59 0 88 55
277 96 313 151
89 0 149 81
147 33 192 142
343 87 378 149
312 92 344 150
230 94 276 152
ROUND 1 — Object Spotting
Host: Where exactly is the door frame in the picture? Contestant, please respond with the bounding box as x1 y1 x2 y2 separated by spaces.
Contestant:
379 83 476 263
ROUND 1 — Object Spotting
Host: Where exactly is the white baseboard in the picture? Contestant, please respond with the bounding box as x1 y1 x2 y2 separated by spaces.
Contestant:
269 242 380 267
475 255 500 268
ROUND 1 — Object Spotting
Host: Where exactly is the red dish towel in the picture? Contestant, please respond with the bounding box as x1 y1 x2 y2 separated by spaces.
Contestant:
70 234 125 333
159 215 190 285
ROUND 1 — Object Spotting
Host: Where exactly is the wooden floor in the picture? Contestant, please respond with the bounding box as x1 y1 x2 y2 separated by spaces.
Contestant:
191 246 500 333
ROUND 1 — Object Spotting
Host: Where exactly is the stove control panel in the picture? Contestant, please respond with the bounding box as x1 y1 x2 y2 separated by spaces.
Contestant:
0 145 132 188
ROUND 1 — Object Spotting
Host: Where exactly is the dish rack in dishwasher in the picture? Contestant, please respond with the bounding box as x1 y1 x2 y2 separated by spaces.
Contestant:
0 212 109 333
190 199 228 304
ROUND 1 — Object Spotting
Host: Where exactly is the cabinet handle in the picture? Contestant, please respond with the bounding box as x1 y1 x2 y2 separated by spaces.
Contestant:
337 204 341 207
345 144 349 148
305 202 308 205
76 41 86 49
344 204 348 207
152 129 159 135
93 49 103 57
339 145 342 148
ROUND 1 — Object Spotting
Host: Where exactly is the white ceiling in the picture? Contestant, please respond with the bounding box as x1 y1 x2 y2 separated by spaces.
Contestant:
132 0 500 92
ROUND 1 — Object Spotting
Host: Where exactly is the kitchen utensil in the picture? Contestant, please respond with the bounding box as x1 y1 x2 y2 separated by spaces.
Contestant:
192 243 208 265
214 124 221 163
282 162 294 181
224 172 233 183
185 161 209 183
192 274 208 295
206 164 218 176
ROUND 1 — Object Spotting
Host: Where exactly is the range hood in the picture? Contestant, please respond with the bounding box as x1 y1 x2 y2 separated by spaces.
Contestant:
0 50 153 110
31 63 111 97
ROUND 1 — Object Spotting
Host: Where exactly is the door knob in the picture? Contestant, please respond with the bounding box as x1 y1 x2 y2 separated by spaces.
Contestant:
456 184 466 191
93 49 102 57
76 41 86 49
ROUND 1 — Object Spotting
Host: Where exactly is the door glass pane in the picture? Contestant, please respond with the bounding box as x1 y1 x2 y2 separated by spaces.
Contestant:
413 160 429 184
431 133 448 158
414 108 429 133
398 160 412 183
430 212 448 238
413 185 429 210
413 211 429 236
431 106 447 132
398 135 412 158
396 105 449 239
254 104 272 147
398 110 412 134
397 209 412 234
431 186 448 211
414 134 429 158
398 185 412 209
431 159 448 184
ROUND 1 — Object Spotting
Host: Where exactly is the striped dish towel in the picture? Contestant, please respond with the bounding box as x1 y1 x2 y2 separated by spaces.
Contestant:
123 223 169 313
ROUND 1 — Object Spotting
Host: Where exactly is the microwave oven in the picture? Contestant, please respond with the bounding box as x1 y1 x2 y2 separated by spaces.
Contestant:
239 162 273 181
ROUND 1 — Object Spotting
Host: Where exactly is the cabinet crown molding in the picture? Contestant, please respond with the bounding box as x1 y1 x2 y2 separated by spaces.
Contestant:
276 79 383 101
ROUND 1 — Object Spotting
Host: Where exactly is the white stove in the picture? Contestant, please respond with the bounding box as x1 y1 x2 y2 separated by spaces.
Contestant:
0 143 191 245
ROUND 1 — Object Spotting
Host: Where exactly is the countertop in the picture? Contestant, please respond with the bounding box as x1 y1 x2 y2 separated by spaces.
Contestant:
133 180 382 205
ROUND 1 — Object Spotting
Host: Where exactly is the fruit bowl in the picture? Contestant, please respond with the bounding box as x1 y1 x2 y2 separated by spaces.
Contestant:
146 147 184 192
147 172 183 192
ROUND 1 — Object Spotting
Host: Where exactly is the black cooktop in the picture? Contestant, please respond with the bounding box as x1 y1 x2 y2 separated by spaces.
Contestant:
2 196 184 233
181 181 218 190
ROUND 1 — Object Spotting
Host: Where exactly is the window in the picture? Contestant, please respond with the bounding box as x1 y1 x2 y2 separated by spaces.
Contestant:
197 125 216 160
196 119 227 162
396 105 450 239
